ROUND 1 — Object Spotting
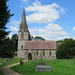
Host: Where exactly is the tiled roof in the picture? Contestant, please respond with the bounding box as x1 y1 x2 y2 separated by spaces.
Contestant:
25 41 56 50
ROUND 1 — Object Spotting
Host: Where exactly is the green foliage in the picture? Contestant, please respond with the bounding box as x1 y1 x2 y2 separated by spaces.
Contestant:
56 40 63 43
33 36 45 41
0 38 15 58
11 59 75 75
56 38 75 59
28 30 33 40
0 70 4 75
0 0 14 43
11 34 18 51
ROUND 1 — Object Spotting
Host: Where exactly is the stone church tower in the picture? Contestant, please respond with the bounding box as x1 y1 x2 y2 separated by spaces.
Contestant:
17 8 29 58
17 8 57 60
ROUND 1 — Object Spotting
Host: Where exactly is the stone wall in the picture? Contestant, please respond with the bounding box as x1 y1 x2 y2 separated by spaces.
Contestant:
17 50 25 58
17 49 56 60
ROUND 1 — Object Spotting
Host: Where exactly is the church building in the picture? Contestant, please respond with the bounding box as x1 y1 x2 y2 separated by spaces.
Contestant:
17 8 57 60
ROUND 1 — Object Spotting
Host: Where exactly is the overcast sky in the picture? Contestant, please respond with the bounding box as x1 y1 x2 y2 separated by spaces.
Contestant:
7 0 75 40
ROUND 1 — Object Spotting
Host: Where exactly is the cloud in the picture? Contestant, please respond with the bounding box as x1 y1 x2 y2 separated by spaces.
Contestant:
10 26 18 31
29 23 68 40
25 1 65 23
7 33 13 39
55 36 70 40
73 27 75 31
22 0 27 2
22 0 29 5
11 20 20 27
20 5 22 7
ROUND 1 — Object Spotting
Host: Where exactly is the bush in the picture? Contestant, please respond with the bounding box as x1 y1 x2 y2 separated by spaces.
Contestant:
56 38 75 59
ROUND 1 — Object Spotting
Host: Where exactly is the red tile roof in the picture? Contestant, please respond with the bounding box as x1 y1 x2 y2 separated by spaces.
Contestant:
25 41 56 50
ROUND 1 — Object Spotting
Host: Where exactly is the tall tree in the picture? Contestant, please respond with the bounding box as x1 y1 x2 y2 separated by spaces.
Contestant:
11 34 18 51
28 30 33 40
0 38 15 58
0 0 13 44
33 36 45 41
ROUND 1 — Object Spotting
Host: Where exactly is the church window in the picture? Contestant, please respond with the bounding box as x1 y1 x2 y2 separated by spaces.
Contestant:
37 50 38 56
34 52 35 56
49 50 51 56
21 45 23 49
43 50 45 56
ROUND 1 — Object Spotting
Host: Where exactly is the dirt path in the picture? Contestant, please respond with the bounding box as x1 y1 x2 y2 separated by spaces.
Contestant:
0 60 27 75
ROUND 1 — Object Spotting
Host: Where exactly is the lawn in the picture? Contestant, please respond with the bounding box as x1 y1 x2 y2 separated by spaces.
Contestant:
11 59 75 75
0 58 21 75
0 58 20 68
0 70 4 75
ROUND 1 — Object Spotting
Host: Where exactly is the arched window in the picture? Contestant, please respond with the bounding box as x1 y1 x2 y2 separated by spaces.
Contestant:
37 50 38 56
49 50 51 56
34 52 35 56
21 45 23 49
43 50 45 56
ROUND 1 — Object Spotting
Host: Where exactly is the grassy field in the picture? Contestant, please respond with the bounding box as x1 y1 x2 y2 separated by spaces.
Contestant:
0 58 20 75
0 58 20 68
0 70 4 75
11 59 75 75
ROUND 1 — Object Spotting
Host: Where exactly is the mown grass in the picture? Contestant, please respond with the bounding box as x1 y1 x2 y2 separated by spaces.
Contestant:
0 59 20 68
11 59 75 75
0 70 4 75
0 58 20 75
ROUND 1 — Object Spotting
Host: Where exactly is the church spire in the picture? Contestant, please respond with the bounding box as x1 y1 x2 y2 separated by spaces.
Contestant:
21 8 27 24
19 8 28 32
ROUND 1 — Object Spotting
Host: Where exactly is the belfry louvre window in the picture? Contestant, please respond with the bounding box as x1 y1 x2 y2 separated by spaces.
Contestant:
43 50 45 56
21 45 23 49
49 50 51 56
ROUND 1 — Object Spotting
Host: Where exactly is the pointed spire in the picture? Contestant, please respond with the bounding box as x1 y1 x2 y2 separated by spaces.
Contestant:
19 8 28 32
21 8 27 24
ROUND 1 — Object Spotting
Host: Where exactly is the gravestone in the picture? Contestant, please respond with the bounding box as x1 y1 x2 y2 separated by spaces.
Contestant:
0 63 2 65
0 57 1 63
35 65 51 72
20 59 23 65
5 58 8 63
73 57 75 64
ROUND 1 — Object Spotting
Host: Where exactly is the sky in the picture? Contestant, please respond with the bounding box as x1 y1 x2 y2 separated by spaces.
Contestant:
6 0 75 41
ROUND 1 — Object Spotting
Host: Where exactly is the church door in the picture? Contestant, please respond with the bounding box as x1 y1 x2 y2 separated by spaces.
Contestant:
28 53 32 60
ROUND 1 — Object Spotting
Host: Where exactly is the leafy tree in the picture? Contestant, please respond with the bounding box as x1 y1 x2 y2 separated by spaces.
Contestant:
11 34 18 51
56 40 63 43
28 30 33 40
33 36 45 41
56 38 75 59
0 0 13 44
0 38 15 58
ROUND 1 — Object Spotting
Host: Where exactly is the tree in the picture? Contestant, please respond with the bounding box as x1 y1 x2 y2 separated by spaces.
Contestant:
11 34 18 51
33 36 45 41
56 38 75 59
56 40 63 43
0 38 15 58
0 0 14 58
0 0 13 44
28 30 33 40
